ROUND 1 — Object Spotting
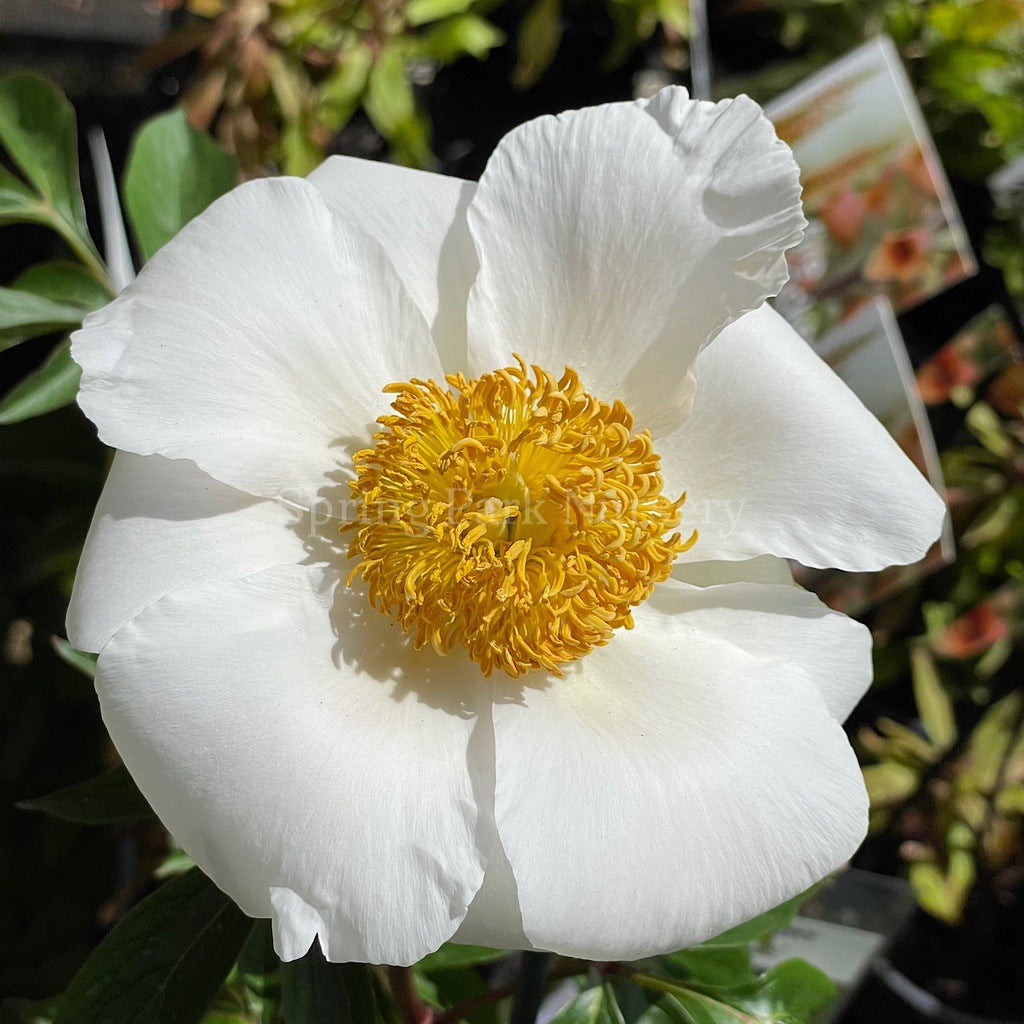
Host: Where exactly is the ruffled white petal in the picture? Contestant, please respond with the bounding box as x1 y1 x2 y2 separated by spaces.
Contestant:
67 452 309 653
466 86 805 436
649 577 871 722
489 602 867 959
665 304 947 570
307 158 477 372
73 177 441 506
95 564 493 965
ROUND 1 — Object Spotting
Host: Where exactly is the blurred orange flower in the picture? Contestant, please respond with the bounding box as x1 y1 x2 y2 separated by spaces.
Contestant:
864 227 932 284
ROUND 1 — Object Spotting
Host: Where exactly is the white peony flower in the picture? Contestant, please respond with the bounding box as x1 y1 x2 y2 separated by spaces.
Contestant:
68 87 945 967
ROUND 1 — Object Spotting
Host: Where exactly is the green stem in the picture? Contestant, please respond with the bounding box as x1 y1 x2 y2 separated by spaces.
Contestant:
49 212 116 296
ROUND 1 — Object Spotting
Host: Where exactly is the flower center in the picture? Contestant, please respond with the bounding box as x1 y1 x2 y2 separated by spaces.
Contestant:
344 359 696 677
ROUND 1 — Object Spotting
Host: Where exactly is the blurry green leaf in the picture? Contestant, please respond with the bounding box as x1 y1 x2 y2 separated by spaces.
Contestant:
910 645 957 750
156 850 199 879
655 0 688 36
927 1 1022 46
416 15 506 62
0 72 92 244
0 338 81 425
406 0 475 26
512 0 562 89
18 764 154 824
319 45 373 132
364 49 433 168
53 868 252 1024
547 986 620 1024
123 109 237 261
863 762 921 806
416 944 507 971
997 784 1024 813
700 886 818 949
281 953 387 1024
51 635 97 678
908 850 976 925
280 115 323 177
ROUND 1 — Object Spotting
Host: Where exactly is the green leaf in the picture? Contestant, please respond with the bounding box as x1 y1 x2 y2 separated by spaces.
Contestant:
416 15 506 62
0 72 92 243
281 952 387 1024
548 986 621 1024
910 645 957 750
14 259 112 307
0 262 106 351
0 287 88 351
51 635 98 678
0 337 81 424
863 761 921 806
639 960 835 1024
416 944 507 972
53 868 252 1024
695 961 835 1023
656 947 755 990
123 109 237 261
406 0 475 26
319 45 373 132
512 0 562 89
364 48 434 168
699 886 819 948
0 162 38 221
18 764 154 824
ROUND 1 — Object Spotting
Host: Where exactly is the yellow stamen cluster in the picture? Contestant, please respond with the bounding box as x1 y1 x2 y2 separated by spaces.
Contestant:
344 359 696 677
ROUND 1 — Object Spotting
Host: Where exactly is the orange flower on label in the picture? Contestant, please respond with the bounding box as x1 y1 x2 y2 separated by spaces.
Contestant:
864 227 933 285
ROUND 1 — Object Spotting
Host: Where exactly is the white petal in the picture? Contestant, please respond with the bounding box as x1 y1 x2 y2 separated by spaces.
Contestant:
466 87 805 436
672 555 794 588
67 452 309 653
452 833 532 951
95 565 493 965
664 304 947 570
307 157 477 372
649 577 871 722
73 177 441 506
490 605 867 959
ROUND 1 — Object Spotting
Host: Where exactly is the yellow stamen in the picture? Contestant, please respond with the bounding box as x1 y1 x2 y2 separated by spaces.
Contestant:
344 358 697 677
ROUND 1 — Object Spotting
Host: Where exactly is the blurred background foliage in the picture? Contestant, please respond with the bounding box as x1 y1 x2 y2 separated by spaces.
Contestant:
2 0 1024 1021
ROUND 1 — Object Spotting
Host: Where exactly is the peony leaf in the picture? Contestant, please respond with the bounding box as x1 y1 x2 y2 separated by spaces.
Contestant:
698 886 819 949
638 960 835 1024
53 868 252 1024
123 109 237 261
281 951 392 1024
416 944 507 971
51 635 98 679
547 986 622 1024
0 286 89 352
14 259 112 308
0 72 92 244
0 337 81 424
17 764 154 825
655 946 756 990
